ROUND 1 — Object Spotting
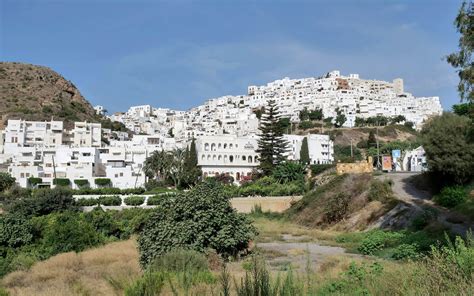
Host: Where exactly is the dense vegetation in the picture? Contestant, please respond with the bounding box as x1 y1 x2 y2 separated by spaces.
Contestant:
0 186 152 277
138 181 257 267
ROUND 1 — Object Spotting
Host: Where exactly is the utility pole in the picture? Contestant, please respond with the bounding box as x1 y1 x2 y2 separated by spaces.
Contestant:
52 154 57 180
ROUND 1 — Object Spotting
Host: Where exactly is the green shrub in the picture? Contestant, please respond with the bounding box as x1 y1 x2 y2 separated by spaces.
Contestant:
95 178 112 187
37 211 103 256
125 271 165 296
357 231 405 255
74 179 89 188
392 243 420 260
147 195 161 206
77 198 99 207
6 187 77 217
0 173 16 193
0 214 33 248
53 178 70 187
138 181 257 267
99 195 122 206
27 177 42 187
149 249 209 273
272 162 305 184
124 196 145 206
434 186 467 208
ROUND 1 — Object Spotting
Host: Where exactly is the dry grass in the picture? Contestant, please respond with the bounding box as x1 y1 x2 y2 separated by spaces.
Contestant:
252 216 340 244
2 239 140 296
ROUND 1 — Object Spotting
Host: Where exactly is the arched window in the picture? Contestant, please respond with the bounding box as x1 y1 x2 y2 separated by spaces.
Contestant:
201 155 205 160
242 155 246 161
224 143 227 149
218 143 222 149
254 156 259 162
229 144 233 149
236 172 240 180
207 155 211 160
218 155 222 161
211 143 216 151
229 155 234 163
224 155 228 163
204 143 209 151
213 155 216 161
248 156 253 163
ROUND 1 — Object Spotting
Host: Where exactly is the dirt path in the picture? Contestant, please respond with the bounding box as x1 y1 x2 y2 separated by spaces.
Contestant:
256 234 359 272
377 172 473 236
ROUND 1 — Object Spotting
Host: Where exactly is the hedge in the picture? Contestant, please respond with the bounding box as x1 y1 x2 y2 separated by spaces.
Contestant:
146 195 161 206
74 179 89 187
95 178 111 187
77 198 99 207
72 187 145 195
28 177 42 186
53 178 70 187
99 195 122 206
124 196 145 206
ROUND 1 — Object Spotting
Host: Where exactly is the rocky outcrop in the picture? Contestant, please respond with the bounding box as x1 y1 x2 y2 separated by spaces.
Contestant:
0 62 99 128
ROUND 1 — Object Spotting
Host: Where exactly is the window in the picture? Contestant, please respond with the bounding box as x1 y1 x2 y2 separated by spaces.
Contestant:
120 173 123 177
229 155 234 163
242 156 246 161
248 156 253 163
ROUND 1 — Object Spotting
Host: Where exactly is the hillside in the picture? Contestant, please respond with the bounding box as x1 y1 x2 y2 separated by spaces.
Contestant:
0 62 99 128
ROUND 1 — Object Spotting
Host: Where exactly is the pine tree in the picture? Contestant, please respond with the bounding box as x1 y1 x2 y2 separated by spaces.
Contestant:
300 137 310 165
257 100 289 175
367 130 377 148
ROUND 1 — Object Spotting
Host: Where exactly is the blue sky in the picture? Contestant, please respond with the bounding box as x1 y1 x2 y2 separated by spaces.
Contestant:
0 0 463 112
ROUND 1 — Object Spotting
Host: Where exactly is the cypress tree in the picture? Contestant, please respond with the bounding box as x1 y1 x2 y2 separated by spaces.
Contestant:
256 100 289 175
300 137 310 164
182 139 201 187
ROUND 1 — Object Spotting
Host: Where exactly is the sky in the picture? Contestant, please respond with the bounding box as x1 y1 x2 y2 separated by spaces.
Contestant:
0 0 464 113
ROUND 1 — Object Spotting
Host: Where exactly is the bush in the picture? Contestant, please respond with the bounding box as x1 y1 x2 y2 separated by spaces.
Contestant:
74 179 89 188
77 198 99 207
392 243 420 260
27 177 42 187
138 181 257 267
0 214 33 248
36 211 103 256
434 186 467 208
357 231 405 255
124 196 145 206
53 178 70 187
0 173 16 193
6 187 77 217
95 178 112 187
146 195 161 206
125 271 166 296
272 162 305 183
99 195 122 206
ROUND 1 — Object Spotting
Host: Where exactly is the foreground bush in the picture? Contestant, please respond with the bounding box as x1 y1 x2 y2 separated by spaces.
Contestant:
434 186 467 208
138 181 257 267
125 249 215 296
6 187 77 217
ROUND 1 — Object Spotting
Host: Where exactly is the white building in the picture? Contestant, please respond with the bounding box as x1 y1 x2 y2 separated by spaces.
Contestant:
196 135 260 182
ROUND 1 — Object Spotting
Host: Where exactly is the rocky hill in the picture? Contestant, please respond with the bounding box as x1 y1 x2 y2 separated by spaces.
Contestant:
0 62 99 128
